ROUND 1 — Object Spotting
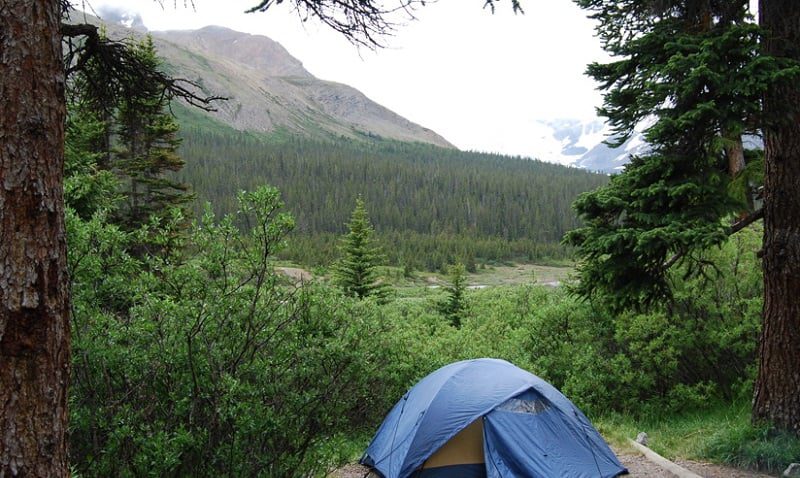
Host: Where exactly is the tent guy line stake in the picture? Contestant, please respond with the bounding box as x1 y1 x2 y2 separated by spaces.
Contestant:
627 439 703 478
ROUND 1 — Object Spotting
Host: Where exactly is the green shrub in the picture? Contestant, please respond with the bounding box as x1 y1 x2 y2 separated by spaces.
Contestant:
69 188 390 477
397 227 763 418
67 186 767 476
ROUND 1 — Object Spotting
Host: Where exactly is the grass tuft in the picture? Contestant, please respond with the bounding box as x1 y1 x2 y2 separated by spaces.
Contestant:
703 418 800 472
595 402 800 474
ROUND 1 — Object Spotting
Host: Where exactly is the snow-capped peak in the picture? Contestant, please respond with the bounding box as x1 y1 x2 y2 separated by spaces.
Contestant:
527 118 649 173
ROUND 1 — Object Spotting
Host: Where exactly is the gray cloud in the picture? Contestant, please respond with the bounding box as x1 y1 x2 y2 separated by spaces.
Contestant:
96 5 147 30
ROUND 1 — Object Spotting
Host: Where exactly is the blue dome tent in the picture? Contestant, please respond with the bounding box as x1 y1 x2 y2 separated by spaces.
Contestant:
361 359 627 478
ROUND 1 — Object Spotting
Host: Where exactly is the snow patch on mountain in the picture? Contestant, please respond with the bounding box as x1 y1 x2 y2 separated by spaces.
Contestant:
528 119 649 173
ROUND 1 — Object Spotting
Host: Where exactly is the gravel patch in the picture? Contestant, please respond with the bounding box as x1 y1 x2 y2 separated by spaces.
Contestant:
673 458 776 478
332 464 370 478
332 453 778 477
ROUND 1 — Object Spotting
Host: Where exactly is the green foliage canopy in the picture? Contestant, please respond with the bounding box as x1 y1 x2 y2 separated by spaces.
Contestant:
67 187 391 477
113 36 193 231
565 0 793 311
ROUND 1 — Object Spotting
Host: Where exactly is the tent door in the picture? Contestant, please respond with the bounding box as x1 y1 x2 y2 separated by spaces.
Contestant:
483 390 624 478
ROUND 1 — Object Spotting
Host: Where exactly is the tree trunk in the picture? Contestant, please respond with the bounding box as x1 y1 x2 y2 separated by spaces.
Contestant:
0 0 70 476
723 131 745 178
754 0 800 434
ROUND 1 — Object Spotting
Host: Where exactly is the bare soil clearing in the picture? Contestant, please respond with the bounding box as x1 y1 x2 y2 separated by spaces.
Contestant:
620 452 776 477
275 266 313 283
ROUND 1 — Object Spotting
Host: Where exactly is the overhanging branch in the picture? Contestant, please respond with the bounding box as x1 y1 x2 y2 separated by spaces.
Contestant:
61 22 225 111
662 208 764 269
246 0 523 48
730 208 764 234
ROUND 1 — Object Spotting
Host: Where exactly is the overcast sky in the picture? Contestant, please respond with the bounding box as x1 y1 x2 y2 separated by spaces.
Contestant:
83 0 612 156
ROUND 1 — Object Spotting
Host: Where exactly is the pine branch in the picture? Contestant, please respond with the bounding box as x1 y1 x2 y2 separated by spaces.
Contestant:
730 208 764 235
246 0 523 48
62 23 225 111
662 208 764 269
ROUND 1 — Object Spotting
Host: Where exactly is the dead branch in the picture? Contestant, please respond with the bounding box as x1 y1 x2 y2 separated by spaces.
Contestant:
62 22 225 111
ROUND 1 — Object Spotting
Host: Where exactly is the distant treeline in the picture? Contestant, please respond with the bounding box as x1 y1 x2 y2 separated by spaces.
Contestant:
175 113 608 268
274 231 574 272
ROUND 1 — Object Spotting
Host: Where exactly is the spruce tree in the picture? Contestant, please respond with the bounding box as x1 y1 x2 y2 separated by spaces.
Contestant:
566 0 786 311
334 197 388 300
114 35 193 230
568 0 800 432
64 98 120 218
440 262 467 327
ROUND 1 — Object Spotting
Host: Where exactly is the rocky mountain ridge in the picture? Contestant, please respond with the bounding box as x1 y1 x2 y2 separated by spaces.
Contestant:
82 10 454 148
80 9 655 172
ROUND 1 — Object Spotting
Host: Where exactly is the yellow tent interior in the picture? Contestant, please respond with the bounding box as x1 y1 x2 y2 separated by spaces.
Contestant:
421 419 485 470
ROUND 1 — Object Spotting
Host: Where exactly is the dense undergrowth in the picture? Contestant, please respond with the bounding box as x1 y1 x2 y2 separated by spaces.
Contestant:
66 180 799 475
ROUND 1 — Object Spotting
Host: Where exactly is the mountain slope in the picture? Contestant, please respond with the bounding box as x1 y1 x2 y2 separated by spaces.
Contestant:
79 13 453 148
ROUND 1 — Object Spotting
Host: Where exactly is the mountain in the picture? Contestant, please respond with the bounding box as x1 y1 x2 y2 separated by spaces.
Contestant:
78 11 649 171
526 119 649 173
76 12 453 148
70 11 612 269
525 119 767 173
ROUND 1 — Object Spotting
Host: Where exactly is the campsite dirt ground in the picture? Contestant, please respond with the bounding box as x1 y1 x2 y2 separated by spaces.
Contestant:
620 452 777 477
331 451 778 477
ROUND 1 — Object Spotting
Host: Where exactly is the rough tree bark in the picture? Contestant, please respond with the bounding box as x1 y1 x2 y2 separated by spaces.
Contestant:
0 0 71 476
723 132 745 178
754 0 800 434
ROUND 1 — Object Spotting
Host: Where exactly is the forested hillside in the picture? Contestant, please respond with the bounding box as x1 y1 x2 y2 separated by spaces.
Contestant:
175 106 608 267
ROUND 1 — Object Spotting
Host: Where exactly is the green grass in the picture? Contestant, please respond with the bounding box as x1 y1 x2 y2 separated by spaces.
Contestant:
594 402 800 474
390 263 574 292
469 263 573 287
268 261 574 302
172 102 235 135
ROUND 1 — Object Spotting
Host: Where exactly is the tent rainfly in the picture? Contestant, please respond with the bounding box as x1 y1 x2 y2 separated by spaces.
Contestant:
361 358 627 478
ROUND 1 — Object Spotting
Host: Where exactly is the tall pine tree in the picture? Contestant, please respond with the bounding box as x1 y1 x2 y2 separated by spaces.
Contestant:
334 197 389 300
64 96 120 218
567 0 800 432
566 1 778 309
114 36 192 231
440 262 467 327
754 0 800 434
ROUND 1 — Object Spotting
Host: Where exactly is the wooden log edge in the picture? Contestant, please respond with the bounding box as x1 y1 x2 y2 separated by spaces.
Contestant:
627 439 703 478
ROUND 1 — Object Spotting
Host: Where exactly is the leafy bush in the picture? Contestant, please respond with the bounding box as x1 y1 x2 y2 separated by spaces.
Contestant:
69 188 390 477
66 184 766 476
385 227 763 417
